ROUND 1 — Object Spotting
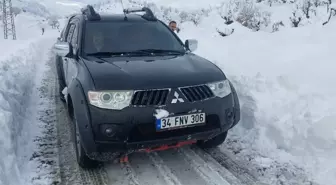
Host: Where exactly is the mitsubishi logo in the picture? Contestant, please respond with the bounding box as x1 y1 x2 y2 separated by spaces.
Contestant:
171 91 184 103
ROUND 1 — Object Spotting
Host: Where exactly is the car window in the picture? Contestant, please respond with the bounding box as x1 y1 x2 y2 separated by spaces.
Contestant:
66 24 75 42
83 21 185 54
71 25 78 48
60 28 65 39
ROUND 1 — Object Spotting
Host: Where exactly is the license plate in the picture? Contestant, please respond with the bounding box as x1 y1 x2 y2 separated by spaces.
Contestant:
156 113 206 131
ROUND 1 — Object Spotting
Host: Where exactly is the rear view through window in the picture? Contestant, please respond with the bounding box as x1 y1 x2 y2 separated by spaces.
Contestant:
84 21 185 54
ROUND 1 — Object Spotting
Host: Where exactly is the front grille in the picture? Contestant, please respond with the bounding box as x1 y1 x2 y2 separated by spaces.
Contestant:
131 89 169 106
180 85 214 102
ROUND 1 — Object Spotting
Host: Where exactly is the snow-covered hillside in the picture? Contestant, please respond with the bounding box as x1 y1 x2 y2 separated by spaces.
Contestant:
0 0 335 185
11 0 84 17
188 22 336 185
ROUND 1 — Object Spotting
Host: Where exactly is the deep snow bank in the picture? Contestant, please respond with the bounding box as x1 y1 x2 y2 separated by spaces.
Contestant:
178 19 336 184
0 35 57 185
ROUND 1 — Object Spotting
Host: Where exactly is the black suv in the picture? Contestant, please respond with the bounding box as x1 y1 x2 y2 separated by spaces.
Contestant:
53 5 241 168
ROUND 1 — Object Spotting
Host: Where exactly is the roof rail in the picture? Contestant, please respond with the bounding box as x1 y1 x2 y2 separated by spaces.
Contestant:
81 5 100 21
123 7 157 21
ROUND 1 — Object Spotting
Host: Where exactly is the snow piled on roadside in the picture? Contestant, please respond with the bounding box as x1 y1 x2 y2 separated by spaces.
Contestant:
178 19 336 184
0 33 58 185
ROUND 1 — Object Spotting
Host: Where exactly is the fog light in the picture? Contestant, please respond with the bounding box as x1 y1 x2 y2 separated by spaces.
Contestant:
105 127 115 137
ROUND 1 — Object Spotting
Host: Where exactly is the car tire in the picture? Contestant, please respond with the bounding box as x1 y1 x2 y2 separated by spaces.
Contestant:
197 131 228 149
72 113 99 169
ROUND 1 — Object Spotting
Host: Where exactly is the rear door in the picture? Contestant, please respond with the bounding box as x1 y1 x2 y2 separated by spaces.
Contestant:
66 20 80 86
62 21 76 86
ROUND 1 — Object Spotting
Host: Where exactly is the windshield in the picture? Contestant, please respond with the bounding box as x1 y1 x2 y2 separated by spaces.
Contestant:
83 21 185 55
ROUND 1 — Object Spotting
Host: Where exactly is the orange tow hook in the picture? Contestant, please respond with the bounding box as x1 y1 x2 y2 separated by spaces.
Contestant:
120 155 129 163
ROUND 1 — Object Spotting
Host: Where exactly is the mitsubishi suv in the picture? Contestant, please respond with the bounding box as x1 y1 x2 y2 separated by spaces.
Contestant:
53 5 241 168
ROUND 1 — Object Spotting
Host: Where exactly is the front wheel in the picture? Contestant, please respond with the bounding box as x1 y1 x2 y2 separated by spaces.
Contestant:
72 113 99 169
197 131 228 149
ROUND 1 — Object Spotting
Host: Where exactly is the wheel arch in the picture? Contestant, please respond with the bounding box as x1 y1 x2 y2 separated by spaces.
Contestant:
67 78 97 154
229 81 241 128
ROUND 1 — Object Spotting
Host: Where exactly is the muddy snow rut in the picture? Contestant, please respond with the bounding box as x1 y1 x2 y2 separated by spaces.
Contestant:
35 53 263 185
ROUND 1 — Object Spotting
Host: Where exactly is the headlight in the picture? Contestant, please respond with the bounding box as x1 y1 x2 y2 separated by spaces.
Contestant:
207 80 231 98
88 90 134 110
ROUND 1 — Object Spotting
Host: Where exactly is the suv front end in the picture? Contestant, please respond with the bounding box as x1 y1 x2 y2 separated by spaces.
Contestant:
84 79 239 159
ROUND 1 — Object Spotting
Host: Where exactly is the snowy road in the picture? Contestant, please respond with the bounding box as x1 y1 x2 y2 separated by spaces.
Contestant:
28 48 270 185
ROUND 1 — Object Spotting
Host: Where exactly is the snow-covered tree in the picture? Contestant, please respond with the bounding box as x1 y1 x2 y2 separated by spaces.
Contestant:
48 15 60 29
290 5 303 27
217 0 271 31
272 21 285 32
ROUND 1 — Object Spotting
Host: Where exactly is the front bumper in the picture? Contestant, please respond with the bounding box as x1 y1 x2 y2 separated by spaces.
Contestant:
81 93 238 157
95 129 220 152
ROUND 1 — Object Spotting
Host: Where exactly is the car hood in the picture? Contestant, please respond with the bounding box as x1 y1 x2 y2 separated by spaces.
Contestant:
83 54 226 90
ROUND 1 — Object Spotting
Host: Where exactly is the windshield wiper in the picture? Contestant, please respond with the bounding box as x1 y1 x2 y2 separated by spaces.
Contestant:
131 49 185 55
86 49 185 57
86 52 134 56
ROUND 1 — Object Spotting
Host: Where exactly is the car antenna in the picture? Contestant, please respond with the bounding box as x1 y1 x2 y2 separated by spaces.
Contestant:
120 0 128 21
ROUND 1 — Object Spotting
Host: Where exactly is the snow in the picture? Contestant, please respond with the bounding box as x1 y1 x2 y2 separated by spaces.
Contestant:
0 35 58 185
0 9 61 185
0 13 57 40
62 87 68 99
178 14 336 185
11 0 85 17
154 109 170 119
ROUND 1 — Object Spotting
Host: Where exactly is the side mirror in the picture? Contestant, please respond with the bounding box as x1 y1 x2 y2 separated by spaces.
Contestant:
185 39 198 52
53 41 72 57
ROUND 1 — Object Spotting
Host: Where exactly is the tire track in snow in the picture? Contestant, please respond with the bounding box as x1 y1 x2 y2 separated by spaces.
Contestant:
123 153 167 185
105 152 182 185
181 147 242 185
105 147 249 185
154 149 209 185
30 49 61 185
147 152 183 185
120 162 140 185
202 147 262 185
104 160 140 185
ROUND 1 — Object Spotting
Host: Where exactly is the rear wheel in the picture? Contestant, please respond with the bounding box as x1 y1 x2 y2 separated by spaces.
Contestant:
72 112 99 169
197 131 228 149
